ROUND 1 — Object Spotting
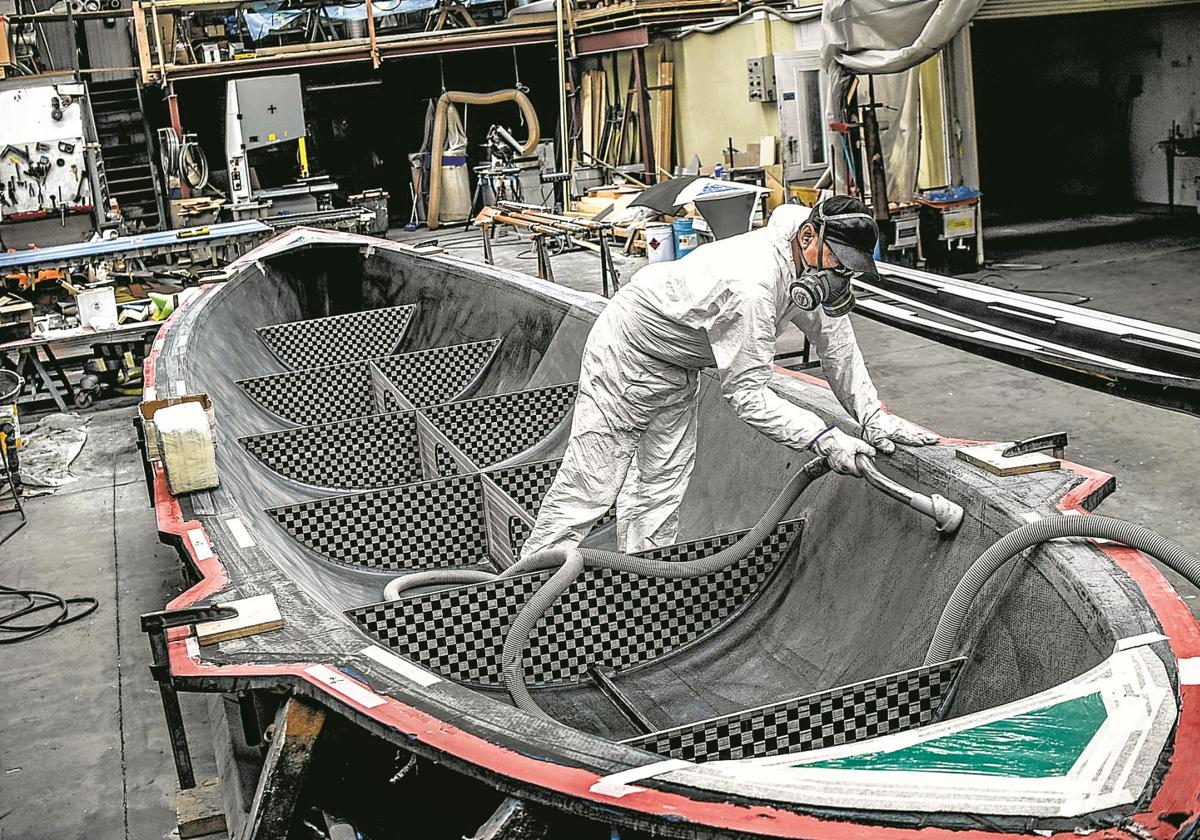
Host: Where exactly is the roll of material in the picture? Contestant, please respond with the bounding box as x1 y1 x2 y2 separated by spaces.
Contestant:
155 401 219 495
438 159 472 224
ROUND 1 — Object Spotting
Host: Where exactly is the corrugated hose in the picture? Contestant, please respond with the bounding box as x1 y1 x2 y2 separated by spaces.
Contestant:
385 458 832 717
925 514 1200 665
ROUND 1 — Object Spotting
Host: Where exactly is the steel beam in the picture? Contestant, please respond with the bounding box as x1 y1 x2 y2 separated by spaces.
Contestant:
574 25 649 55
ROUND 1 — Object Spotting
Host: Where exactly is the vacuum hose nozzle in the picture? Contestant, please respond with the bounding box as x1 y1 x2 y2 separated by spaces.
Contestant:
855 454 964 534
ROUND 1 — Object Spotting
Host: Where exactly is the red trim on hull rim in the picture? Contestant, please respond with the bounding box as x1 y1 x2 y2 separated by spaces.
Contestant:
139 319 1200 839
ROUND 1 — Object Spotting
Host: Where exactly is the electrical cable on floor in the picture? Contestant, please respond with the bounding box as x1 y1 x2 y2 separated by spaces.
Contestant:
0 583 98 645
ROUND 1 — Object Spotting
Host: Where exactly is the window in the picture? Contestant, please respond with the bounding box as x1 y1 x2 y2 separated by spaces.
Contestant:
801 69 827 168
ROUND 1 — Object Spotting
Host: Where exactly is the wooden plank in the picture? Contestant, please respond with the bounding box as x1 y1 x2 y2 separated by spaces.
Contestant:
580 70 595 160
364 0 379 68
131 2 153 84
653 59 673 174
633 47 652 180
195 594 283 646
135 0 735 83
955 443 1061 477
177 776 227 839
243 697 327 840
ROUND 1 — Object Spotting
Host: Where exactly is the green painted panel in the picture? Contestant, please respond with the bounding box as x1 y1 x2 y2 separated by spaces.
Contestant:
802 692 1106 778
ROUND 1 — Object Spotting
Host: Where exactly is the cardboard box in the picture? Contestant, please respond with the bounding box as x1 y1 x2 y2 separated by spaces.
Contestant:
139 393 216 461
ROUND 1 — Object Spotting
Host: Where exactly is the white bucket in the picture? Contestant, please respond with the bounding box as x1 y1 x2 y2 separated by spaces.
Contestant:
78 286 118 331
645 223 676 263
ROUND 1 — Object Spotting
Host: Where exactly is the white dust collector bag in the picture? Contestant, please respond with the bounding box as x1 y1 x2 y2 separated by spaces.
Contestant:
154 400 219 495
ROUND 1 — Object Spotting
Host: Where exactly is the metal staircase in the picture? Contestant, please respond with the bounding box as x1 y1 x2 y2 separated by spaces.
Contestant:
88 79 164 230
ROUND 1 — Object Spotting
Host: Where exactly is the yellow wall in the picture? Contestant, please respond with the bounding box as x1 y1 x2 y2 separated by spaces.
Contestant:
670 17 799 168
585 8 949 189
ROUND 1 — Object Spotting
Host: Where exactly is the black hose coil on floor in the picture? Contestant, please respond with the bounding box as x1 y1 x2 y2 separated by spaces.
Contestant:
0 583 99 645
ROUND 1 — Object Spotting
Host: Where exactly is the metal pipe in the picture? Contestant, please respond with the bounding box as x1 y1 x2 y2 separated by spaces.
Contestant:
554 0 570 209
166 82 189 199
855 454 963 534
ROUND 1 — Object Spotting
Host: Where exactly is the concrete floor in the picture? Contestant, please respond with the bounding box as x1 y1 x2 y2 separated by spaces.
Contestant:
0 406 217 840
2 221 1197 839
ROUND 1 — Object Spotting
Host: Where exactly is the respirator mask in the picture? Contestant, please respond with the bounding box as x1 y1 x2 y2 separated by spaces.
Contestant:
787 208 874 318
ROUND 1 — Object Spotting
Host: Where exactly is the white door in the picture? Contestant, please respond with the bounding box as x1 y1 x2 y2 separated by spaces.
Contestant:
775 50 830 184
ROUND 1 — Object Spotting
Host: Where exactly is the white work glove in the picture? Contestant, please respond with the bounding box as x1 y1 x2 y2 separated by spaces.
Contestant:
809 426 876 476
859 405 940 454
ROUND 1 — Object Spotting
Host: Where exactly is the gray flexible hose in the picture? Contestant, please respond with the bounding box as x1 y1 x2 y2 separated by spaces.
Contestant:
855 454 963 534
380 458 831 717
502 458 832 580
925 514 1200 665
383 569 498 601
498 458 832 717
502 548 584 721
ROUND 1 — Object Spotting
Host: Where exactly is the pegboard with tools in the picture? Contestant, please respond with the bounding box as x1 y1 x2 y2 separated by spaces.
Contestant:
0 82 95 222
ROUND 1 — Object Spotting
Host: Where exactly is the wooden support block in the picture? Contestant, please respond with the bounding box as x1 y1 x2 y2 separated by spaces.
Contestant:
468 797 549 840
955 443 1060 477
243 697 327 840
195 594 283 646
177 776 227 839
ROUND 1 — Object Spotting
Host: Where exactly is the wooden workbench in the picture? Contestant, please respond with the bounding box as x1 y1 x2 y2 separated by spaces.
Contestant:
0 319 162 412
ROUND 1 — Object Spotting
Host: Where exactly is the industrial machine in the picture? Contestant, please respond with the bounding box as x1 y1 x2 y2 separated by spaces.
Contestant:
472 124 526 210
223 74 338 217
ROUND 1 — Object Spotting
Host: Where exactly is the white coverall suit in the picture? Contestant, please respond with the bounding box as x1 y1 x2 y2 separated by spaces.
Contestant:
521 207 886 557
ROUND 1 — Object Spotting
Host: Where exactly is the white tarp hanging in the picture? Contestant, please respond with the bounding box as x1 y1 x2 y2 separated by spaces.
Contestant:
821 0 983 199
822 0 984 78
871 70 922 199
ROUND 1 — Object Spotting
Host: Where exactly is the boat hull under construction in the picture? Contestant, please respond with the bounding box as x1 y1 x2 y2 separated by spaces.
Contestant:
144 228 1200 838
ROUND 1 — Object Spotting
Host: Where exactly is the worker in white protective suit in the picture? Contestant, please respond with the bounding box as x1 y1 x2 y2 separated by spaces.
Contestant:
521 195 939 557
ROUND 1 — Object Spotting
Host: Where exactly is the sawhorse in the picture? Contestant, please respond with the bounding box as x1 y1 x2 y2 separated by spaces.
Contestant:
2 345 74 413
